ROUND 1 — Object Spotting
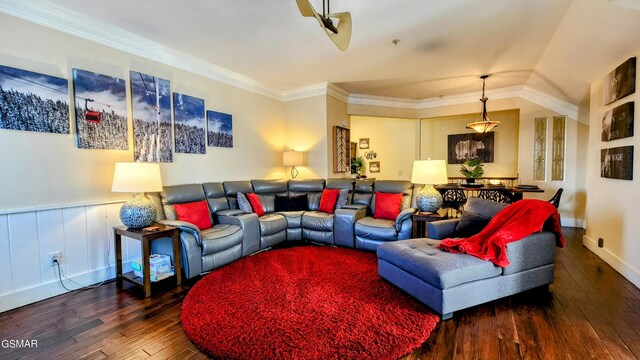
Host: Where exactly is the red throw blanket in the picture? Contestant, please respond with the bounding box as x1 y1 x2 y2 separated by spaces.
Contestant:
438 199 564 268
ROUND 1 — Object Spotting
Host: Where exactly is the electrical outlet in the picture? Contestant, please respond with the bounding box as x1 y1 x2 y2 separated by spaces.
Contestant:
598 238 604 248
49 251 63 267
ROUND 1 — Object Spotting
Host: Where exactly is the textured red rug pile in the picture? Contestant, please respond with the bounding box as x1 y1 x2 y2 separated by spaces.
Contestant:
181 246 439 359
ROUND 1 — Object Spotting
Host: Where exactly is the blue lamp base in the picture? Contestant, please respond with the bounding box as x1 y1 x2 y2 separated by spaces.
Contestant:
119 193 157 228
415 185 443 213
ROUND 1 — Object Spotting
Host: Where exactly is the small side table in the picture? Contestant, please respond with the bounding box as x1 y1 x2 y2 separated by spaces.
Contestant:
114 224 181 297
412 212 448 238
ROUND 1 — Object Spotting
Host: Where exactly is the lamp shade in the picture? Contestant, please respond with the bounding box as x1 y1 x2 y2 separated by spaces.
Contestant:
111 162 163 193
411 160 448 185
283 151 306 166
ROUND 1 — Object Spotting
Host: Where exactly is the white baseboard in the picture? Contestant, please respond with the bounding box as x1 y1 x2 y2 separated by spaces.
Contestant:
583 235 640 289
0 260 133 313
561 218 584 228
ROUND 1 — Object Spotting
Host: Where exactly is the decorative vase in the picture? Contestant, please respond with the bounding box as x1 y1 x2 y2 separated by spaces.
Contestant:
119 193 157 228
415 184 443 213
466 178 476 184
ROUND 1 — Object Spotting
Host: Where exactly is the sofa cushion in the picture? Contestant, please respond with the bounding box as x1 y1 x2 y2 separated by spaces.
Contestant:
373 192 402 220
319 189 340 214
246 193 265 216
200 224 243 256
301 211 334 232
355 217 397 241
377 238 502 289
274 194 309 212
336 189 349 209
174 200 212 230
455 197 509 237
259 214 288 236
236 192 252 213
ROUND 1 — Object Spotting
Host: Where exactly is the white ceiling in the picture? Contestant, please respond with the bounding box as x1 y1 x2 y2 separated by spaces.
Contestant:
19 0 640 107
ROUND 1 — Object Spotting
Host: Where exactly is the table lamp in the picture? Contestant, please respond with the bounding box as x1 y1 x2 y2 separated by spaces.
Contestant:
411 159 448 213
111 162 163 228
283 150 306 179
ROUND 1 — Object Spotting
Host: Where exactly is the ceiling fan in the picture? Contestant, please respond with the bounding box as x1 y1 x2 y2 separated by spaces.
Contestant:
296 0 352 51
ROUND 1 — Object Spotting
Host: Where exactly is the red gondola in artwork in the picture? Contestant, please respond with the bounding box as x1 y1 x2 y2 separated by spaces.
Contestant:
84 98 101 123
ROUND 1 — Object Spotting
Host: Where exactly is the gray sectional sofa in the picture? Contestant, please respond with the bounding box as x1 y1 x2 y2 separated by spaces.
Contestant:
149 179 417 279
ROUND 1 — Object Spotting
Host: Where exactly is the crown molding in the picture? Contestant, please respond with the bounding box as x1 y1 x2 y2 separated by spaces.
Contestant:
0 0 283 100
610 0 640 11
348 85 581 121
326 83 350 103
281 82 329 102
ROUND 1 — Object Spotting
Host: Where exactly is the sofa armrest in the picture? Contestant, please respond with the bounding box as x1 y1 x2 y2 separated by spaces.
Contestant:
395 208 418 232
217 212 260 256
334 207 367 248
426 219 460 240
159 219 202 245
503 231 556 275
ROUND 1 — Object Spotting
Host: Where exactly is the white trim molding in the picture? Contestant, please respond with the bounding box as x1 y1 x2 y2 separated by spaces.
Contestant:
348 86 581 121
583 235 640 289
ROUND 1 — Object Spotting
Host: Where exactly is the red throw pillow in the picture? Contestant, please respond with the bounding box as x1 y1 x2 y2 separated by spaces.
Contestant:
173 200 212 230
319 189 340 214
246 193 265 217
373 192 403 220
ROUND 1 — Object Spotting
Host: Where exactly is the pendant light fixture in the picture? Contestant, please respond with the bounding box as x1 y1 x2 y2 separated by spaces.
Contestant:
466 74 501 133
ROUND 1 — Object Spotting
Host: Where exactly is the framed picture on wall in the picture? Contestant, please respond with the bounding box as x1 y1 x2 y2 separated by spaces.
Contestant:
333 126 350 173
601 146 633 180
207 110 233 148
173 93 206 154
447 132 494 164
604 57 636 105
130 71 173 162
369 161 380 173
73 68 128 150
0 65 70 134
359 138 370 149
602 102 634 141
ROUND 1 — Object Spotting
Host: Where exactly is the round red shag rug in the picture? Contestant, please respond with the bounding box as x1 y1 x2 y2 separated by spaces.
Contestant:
181 246 439 360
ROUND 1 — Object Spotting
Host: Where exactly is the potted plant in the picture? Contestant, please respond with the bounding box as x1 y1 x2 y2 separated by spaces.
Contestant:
460 157 484 183
351 156 364 177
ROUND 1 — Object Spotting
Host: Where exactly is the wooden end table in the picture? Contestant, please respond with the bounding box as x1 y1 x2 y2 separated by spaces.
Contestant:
114 224 181 297
412 211 448 238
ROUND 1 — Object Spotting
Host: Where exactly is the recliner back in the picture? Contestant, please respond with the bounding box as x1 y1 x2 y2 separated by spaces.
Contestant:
251 179 288 213
223 181 253 209
161 184 212 223
203 182 229 213
288 179 325 211
326 179 355 205
352 180 374 214
371 180 414 214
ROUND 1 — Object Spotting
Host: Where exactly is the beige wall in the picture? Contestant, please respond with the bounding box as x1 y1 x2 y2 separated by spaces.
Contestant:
0 14 286 211
350 116 418 181
283 95 328 179
326 96 350 179
584 50 640 288
420 109 520 178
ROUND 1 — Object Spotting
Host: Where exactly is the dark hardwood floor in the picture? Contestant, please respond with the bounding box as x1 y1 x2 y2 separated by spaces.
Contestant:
1 227 639 360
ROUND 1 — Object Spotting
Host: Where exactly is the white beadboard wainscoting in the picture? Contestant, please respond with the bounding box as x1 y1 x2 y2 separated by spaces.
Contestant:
0 201 148 312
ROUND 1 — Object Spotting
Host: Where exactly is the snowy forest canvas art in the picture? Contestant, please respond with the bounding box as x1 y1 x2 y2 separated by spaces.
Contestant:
72 69 128 150
207 110 233 148
0 65 69 134
173 93 205 154
130 71 173 162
